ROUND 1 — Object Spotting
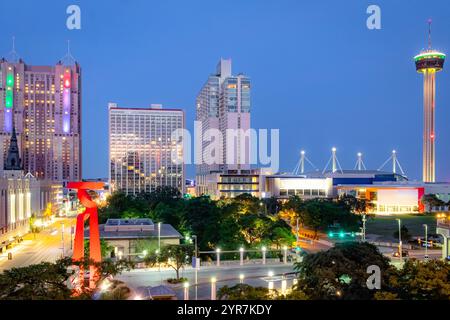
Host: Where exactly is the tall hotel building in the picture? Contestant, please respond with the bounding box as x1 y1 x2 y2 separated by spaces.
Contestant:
109 103 185 195
196 59 254 197
0 57 81 182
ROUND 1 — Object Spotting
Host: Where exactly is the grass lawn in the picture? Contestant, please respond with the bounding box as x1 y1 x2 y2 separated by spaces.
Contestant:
365 214 437 241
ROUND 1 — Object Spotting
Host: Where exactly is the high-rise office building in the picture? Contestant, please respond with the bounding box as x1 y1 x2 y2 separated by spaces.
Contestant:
195 59 251 196
0 57 82 182
109 103 185 195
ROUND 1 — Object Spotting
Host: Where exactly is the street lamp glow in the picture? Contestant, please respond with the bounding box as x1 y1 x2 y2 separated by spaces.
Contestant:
100 280 111 292
268 271 274 277
239 274 244 281
283 246 288 251
239 247 244 252
216 248 221 253
332 147 337 152
183 281 190 288
262 246 267 252
211 277 217 283
142 250 148 256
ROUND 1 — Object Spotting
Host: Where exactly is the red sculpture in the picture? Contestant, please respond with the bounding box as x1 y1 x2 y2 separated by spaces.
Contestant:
68 181 104 290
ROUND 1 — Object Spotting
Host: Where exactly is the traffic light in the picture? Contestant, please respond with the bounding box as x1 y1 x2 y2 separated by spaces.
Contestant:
328 230 358 239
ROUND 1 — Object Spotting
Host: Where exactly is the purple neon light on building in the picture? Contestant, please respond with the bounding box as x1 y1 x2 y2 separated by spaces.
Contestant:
62 70 71 134
4 110 12 133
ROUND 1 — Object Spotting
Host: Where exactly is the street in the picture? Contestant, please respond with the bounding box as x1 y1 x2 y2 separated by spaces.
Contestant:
116 263 296 300
0 217 76 272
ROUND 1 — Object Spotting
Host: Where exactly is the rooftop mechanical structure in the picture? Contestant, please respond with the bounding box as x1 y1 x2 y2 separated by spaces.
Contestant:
414 20 445 183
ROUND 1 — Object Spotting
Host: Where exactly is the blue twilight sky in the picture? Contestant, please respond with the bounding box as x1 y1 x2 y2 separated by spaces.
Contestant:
1 0 450 181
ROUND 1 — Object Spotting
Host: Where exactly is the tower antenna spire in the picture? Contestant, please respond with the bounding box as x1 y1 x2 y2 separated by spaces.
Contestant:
428 18 432 50
8 36 20 62
61 39 76 66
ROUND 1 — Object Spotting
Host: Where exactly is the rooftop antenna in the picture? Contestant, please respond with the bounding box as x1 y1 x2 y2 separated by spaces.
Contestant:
354 152 366 171
322 147 343 174
61 40 76 66
378 150 405 176
7 36 20 63
292 150 318 175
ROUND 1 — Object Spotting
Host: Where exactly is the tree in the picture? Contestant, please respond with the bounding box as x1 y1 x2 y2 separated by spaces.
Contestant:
0 257 135 300
232 193 261 215
160 244 193 280
239 214 272 246
0 259 74 300
386 259 450 300
293 242 393 300
393 225 412 242
84 239 114 259
264 197 282 215
217 284 276 300
338 194 374 215
137 186 181 210
421 194 445 212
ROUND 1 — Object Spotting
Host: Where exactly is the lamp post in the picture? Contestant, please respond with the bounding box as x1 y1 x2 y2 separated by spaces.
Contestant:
296 217 299 247
239 274 244 284
281 275 287 295
283 246 288 264
362 214 366 242
423 224 428 260
260 201 267 215
158 222 161 253
239 247 244 266
61 222 65 257
183 282 190 300
262 246 267 265
210 277 216 300
216 248 221 267
396 218 402 263
268 271 274 291
192 235 198 300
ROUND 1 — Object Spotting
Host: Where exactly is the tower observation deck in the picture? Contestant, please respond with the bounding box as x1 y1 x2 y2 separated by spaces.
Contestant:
414 20 445 183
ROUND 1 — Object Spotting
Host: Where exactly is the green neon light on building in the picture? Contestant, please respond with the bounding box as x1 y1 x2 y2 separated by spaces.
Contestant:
6 73 14 87
5 89 13 108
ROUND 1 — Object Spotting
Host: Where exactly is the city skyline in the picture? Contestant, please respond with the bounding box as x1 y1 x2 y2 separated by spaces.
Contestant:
1 1 450 181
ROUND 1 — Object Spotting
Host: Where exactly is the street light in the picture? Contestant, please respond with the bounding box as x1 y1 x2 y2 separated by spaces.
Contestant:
216 248 221 267
239 247 244 266
100 279 111 292
396 218 402 264
158 222 161 253
239 274 244 284
61 222 65 257
423 224 428 261
268 271 274 290
210 277 217 300
283 246 288 264
192 235 198 301
262 246 267 265
183 282 190 300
